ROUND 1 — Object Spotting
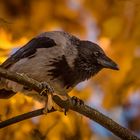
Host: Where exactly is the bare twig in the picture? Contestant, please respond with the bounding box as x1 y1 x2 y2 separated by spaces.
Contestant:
0 108 55 129
0 108 44 128
0 67 139 140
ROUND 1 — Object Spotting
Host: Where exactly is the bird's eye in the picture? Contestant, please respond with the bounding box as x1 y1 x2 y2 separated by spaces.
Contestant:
94 52 99 57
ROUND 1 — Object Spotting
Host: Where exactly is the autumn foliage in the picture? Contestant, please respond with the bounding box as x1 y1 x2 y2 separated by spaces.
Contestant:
0 0 140 139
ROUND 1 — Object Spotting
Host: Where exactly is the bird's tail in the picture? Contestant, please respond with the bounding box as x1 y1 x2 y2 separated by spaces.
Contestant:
0 89 16 99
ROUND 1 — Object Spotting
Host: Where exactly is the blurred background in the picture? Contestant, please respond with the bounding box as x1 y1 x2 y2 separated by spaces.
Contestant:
0 0 140 139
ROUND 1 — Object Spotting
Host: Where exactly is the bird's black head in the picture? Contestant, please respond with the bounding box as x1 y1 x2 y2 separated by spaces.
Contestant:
75 40 119 81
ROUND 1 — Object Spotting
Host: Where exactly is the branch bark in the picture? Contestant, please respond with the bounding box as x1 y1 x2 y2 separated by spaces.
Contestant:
0 67 139 140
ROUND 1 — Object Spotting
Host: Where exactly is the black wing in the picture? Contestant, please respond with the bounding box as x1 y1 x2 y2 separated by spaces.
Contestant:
1 37 56 69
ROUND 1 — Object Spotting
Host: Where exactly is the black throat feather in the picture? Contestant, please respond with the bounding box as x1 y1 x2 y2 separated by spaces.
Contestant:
74 56 102 82
48 55 75 89
47 54 102 89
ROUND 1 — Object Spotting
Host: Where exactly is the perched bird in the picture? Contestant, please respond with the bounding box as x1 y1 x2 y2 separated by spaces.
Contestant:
0 31 119 112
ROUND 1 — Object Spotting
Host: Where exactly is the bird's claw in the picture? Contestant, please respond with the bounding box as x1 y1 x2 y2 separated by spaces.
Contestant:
63 96 84 115
71 96 84 106
64 107 69 116
38 82 54 96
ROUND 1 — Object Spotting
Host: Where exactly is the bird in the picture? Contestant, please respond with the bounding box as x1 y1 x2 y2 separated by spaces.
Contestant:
0 31 119 113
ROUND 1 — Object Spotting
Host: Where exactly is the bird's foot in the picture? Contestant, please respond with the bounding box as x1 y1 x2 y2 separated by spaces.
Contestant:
43 93 53 114
62 96 84 115
43 94 68 115
71 96 84 106
43 95 84 115
38 82 54 96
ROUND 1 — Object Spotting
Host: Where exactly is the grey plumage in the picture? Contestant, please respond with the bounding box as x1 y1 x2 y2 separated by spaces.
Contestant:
0 31 119 110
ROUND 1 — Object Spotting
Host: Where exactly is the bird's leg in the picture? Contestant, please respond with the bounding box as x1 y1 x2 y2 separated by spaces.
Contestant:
43 93 69 114
37 82 84 115
38 82 68 114
37 82 54 114
43 93 53 114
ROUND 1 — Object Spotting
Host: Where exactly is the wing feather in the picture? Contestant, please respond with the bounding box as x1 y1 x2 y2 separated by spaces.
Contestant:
1 37 56 69
0 37 56 99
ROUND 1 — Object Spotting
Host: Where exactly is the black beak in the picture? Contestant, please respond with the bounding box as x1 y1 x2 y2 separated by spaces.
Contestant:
97 55 119 70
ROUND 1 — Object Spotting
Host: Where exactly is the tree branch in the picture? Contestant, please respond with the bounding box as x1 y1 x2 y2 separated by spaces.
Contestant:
53 96 140 140
0 67 139 140
0 108 45 128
